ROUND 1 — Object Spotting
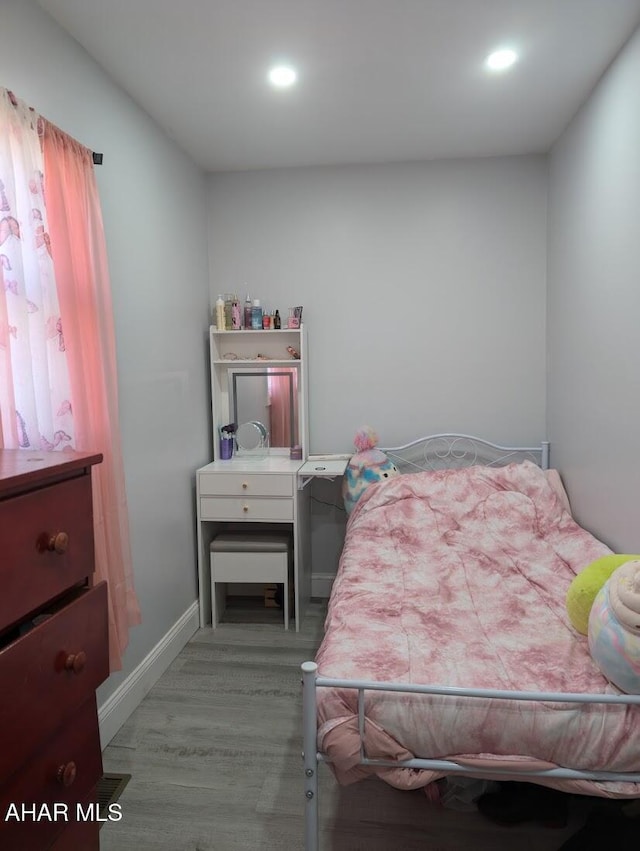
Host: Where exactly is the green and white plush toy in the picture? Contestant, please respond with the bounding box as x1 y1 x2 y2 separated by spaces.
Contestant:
342 426 400 515
589 559 640 694
566 554 640 635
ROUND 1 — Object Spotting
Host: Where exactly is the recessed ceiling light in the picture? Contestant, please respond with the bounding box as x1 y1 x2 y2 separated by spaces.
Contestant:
485 48 518 72
268 65 298 88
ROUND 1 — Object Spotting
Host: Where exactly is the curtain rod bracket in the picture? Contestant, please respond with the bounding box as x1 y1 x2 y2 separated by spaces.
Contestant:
92 152 103 165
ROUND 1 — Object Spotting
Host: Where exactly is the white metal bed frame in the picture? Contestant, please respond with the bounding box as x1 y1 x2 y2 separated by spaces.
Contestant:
301 435 640 851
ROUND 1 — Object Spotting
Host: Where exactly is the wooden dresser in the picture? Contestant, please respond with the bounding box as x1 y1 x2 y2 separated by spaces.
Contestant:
0 450 109 851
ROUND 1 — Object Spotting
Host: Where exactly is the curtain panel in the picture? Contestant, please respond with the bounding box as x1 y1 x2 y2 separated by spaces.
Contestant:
0 88 140 671
0 90 74 450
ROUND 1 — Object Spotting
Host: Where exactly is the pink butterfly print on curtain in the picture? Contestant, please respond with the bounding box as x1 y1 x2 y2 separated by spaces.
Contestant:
45 314 65 351
40 430 72 451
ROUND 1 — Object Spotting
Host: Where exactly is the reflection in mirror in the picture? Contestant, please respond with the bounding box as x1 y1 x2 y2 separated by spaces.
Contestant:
229 368 298 449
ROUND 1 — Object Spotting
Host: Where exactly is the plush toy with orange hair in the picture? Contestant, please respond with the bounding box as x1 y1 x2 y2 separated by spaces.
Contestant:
342 426 400 515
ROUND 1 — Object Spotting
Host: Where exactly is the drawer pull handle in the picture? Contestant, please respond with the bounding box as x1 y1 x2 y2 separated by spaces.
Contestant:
47 531 69 554
64 651 87 675
242 482 248 490
243 505 249 513
57 762 77 788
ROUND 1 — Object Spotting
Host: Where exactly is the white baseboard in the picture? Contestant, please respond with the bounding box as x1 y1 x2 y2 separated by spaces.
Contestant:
311 573 335 598
98 601 200 748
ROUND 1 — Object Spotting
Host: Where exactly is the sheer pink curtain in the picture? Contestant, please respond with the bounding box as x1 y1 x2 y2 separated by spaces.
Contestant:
41 120 141 671
0 90 75 450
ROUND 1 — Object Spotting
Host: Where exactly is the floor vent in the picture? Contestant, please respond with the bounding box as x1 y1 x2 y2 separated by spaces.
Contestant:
97 772 131 823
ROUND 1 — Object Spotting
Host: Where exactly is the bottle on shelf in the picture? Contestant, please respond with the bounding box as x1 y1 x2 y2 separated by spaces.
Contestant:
224 294 233 330
251 299 263 330
215 294 225 330
231 296 241 329
244 293 252 329
273 309 281 330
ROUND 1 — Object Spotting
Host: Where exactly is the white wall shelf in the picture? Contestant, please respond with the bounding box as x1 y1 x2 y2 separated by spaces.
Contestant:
212 359 300 366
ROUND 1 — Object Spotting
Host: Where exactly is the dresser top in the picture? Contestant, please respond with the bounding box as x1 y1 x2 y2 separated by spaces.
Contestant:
0 449 103 499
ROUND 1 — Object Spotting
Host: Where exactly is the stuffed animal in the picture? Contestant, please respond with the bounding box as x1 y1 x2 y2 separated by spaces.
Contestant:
566 554 640 635
588 560 640 694
342 426 399 515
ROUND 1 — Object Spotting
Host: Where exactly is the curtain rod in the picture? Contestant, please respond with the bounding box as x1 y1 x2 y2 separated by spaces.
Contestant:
7 89 103 165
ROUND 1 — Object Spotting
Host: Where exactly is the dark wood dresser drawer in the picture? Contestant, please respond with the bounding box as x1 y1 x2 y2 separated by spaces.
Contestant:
0 696 102 851
0 583 108 786
0 449 106 851
49 814 100 851
0 475 95 630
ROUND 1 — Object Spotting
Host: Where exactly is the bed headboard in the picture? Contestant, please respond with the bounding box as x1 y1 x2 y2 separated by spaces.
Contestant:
381 434 550 474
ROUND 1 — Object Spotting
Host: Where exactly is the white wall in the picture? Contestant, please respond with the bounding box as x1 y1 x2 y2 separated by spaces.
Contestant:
547 27 640 550
1 0 211 700
208 157 548 454
209 157 548 579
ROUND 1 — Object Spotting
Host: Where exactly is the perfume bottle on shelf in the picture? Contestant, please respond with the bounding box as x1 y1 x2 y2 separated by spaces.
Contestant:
244 293 252 329
231 296 241 329
215 295 225 330
224 294 233 330
251 299 263 330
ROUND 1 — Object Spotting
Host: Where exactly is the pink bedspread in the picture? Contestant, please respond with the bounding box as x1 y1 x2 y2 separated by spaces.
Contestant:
315 462 640 797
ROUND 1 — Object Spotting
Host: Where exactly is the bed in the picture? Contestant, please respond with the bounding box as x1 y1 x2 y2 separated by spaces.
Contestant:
301 434 640 850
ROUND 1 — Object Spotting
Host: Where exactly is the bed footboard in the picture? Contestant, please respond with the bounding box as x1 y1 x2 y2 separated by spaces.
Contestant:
302 662 640 850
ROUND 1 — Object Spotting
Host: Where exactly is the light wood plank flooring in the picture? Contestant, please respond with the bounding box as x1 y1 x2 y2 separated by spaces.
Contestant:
100 602 588 850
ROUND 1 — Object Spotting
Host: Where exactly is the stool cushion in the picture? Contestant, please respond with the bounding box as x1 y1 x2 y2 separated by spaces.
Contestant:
210 533 290 553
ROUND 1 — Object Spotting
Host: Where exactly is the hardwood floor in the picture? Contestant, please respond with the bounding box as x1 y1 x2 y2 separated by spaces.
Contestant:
100 602 588 851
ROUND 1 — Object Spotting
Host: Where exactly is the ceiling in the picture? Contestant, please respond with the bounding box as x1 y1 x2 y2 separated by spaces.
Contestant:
37 0 640 173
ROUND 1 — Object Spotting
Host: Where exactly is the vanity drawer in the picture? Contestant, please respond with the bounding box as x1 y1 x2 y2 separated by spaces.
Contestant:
0 475 94 629
0 696 102 851
199 472 293 497
200 496 294 522
0 583 108 786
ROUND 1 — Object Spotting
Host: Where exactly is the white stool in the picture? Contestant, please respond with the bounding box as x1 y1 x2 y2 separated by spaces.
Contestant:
210 533 290 629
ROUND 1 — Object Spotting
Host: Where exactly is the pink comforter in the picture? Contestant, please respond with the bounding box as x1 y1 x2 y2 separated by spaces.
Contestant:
315 462 640 797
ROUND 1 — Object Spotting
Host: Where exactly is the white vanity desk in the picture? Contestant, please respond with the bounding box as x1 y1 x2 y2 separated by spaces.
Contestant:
196 324 331 630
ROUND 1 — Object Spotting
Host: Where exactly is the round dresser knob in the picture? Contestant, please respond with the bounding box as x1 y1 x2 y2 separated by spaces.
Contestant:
57 762 77 787
47 532 69 554
242 482 248 490
64 651 87 675
243 505 249 513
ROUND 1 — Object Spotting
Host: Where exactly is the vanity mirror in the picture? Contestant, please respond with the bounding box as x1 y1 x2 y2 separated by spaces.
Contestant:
209 326 308 460
229 368 298 450
235 420 268 453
